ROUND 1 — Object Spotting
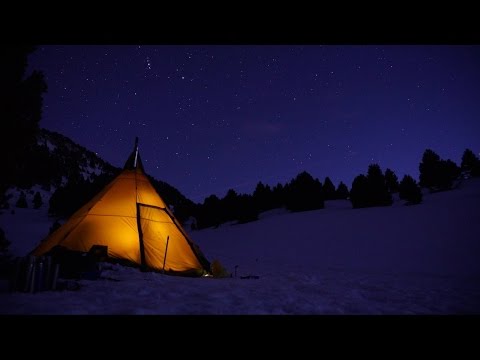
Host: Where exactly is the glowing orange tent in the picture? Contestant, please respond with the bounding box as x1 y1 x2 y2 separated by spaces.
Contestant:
31 139 210 276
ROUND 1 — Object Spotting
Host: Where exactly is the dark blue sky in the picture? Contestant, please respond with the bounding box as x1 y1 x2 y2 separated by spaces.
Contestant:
28 45 480 202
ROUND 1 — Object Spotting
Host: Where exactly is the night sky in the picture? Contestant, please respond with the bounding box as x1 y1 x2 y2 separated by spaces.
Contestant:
28 45 480 203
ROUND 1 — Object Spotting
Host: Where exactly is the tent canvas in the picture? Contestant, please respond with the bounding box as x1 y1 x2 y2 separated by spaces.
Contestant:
31 139 210 276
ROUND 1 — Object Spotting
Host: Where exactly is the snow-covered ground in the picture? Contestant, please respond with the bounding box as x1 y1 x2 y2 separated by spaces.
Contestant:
1 179 479 314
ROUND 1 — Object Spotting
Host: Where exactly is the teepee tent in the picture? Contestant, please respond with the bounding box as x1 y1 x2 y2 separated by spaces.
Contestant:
32 138 210 276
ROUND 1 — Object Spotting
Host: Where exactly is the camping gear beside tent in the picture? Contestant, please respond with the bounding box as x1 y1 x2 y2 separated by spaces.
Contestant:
31 138 210 277
9 255 59 293
44 245 102 279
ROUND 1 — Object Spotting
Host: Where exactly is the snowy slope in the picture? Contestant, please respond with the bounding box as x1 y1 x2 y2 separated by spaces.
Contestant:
0 186 53 256
196 180 480 278
0 179 479 314
0 208 51 257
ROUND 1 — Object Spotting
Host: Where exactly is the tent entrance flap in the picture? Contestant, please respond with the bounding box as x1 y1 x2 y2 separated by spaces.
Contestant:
138 204 203 273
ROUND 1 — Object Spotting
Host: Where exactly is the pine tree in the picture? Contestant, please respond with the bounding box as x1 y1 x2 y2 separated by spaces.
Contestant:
221 189 239 223
384 168 399 193
419 149 441 188
461 148 480 177
197 194 222 229
285 171 324 212
237 194 258 224
253 181 273 212
271 183 285 208
322 177 336 200
15 191 28 208
335 181 349 199
350 165 392 208
438 159 461 189
419 149 461 190
350 174 369 208
33 191 43 209
367 164 393 206
399 175 423 204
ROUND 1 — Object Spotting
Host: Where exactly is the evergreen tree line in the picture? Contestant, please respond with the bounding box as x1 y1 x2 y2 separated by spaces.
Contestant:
349 164 422 208
191 173 350 230
9 190 44 209
191 147 480 228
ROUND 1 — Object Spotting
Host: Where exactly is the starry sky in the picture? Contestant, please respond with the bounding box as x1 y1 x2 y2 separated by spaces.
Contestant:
28 45 480 203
